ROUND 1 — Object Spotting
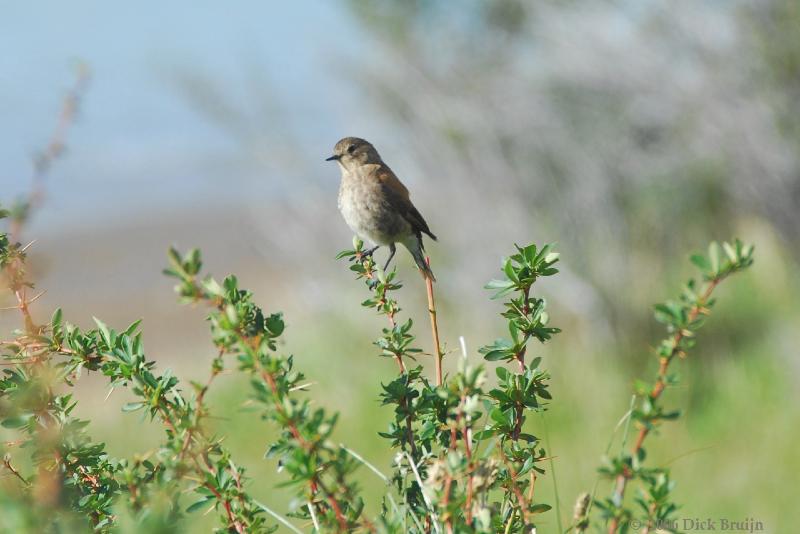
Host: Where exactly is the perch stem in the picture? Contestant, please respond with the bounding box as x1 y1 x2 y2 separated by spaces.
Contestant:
425 257 443 386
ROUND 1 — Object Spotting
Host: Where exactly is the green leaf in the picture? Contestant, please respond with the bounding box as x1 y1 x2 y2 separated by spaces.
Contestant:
51 308 63 329
654 303 678 325
265 313 285 337
93 317 113 347
708 241 721 275
186 497 213 513
503 258 518 284
1 416 27 429
722 241 738 263
167 247 183 274
485 279 514 290
472 429 496 440
495 367 509 381
489 408 508 426
690 254 710 273
124 319 142 337
186 248 202 275
544 252 559 264
530 503 552 514
122 402 145 412
483 349 511 362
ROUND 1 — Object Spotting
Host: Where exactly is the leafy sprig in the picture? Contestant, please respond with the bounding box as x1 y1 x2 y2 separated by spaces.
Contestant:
340 240 560 533
595 239 754 533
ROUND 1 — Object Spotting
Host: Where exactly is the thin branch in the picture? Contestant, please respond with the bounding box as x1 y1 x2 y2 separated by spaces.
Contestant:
608 279 720 534
203 481 244 533
360 255 419 456
441 474 454 534
9 64 91 244
314 478 349 531
498 446 530 528
177 350 223 462
425 257 443 386
2 457 30 486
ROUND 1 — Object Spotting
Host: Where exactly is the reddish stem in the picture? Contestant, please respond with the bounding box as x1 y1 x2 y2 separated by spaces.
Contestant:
498 446 531 527
608 280 719 534
441 474 454 534
425 257 443 386
461 405 474 525
204 482 244 533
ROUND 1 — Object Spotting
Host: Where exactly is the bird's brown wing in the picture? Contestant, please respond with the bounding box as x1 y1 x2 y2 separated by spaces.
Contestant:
376 165 437 241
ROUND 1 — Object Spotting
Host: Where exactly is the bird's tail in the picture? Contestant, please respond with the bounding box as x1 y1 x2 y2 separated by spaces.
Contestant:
401 234 436 282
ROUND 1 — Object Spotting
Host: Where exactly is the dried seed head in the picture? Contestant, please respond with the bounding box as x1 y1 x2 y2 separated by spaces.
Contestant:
573 491 590 520
423 458 447 491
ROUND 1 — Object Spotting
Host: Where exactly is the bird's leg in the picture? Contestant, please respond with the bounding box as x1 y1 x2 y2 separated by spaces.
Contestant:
360 245 380 258
382 244 397 273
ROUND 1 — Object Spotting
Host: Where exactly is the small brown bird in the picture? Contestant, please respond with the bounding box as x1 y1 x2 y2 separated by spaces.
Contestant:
327 137 437 281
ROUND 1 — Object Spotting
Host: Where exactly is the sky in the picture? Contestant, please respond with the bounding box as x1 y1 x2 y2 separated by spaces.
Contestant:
0 1 366 232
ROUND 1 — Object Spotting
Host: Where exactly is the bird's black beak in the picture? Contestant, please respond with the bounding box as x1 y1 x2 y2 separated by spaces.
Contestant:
325 154 340 161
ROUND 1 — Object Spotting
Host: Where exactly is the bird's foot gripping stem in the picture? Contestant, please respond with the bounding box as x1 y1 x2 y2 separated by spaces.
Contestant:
358 245 380 259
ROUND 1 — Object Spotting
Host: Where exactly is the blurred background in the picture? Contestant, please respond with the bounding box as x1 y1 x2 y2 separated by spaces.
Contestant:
2 0 798 531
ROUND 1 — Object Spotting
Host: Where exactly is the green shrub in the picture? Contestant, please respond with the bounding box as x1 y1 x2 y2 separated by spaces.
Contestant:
0 206 753 532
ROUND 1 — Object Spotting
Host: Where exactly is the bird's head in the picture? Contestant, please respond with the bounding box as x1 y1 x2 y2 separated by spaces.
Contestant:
326 137 381 171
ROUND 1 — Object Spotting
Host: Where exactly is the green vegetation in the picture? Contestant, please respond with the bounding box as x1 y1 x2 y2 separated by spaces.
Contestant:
0 205 754 531
3 9 792 526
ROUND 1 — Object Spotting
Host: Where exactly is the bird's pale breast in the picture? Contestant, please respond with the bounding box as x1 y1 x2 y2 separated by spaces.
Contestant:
338 170 410 246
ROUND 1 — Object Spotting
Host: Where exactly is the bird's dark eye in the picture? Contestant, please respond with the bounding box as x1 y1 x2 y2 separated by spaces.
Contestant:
347 145 356 154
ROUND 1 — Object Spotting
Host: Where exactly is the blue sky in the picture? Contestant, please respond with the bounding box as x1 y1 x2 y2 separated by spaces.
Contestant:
0 1 367 231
